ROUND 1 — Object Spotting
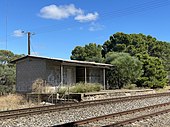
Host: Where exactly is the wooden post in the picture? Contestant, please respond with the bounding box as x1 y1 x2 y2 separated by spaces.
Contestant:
61 64 63 85
103 68 106 90
28 32 31 55
85 67 87 83
44 80 46 93
38 94 40 104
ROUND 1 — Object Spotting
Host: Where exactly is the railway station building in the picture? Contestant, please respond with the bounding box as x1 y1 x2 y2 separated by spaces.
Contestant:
11 55 113 93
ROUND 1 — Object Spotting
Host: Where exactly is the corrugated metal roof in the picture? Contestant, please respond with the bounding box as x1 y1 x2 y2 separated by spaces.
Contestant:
11 55 113 67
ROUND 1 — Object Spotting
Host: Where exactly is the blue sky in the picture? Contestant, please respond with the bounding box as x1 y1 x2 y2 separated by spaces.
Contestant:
0 0 170 59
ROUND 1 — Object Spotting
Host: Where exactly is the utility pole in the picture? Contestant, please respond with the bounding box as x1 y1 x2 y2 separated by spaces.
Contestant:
28 32 31 55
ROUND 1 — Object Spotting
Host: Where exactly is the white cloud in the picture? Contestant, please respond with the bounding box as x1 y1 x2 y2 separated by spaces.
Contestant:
13 29 24 37
39 4 83 20
39 4 99 22
75 12 99 22
89 22 104 31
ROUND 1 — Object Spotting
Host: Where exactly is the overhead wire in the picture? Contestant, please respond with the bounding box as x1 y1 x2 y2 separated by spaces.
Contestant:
32 0 169 32
30 34 37 56
6 0 170 41
35 0 170 35
100 0 169 17
4 0 169 56
26 0 170 52
5 0 8 49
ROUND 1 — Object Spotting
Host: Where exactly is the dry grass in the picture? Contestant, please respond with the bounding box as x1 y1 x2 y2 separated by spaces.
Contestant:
32 78 55 93
0 94 33 111
155 86 170 93
32 78 44 93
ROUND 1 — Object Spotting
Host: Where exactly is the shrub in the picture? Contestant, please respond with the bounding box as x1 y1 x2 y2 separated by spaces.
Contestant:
123 84 137 90
32 79 45 93
58 83 102 93
58 86 68 94
0 85 15 95
70 83 102 93
32 81 103 94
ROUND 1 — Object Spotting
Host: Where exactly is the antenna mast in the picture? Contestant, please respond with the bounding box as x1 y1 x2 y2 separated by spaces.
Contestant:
5 0 8 49
5 16 7 49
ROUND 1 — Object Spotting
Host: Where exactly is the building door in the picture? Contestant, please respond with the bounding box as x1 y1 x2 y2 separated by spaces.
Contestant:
76 67 85 83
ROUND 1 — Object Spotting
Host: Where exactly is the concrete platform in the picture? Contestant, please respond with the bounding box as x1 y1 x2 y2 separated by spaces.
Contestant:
26 89 155 103
66 89 155 101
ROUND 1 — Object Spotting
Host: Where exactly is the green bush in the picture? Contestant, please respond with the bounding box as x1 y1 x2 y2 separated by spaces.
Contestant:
123 84 137 90
0 85 15 95
58 87 68 94
58 83 102 93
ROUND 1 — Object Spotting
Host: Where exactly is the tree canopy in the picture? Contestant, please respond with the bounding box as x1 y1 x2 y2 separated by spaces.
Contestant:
106 52 143 88
136 53 167 88
71 32 170 88
70 43 104 63
102 32 170 73
0 50 24 94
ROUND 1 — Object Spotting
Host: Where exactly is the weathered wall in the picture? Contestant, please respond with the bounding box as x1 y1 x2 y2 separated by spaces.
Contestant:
87 67 103 84
16 58 46 93
45 61 76 86
46 61 61 86
16 58 106 93
63 66 76 85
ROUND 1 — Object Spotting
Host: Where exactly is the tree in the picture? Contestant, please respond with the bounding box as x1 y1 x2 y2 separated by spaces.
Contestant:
102 32 170 86
70 46 86 61
0 50 15 64
0 66 15 94
0 50 24 65
105 52 143 88
102 32 170 61
2 66 16 86
0 50 24 94
0 67 6 85
136 53 168 88
71 32 170 89
71 43 104 63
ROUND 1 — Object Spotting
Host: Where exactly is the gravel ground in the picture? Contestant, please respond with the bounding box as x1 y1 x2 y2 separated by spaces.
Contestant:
84 104 170 127
124 112 170 127
1 96 170 127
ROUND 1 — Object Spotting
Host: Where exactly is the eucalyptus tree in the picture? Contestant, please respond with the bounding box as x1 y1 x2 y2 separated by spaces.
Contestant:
105 52 143 88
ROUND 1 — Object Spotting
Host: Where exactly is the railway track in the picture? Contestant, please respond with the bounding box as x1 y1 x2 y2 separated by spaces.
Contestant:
56 101 170 127
0 92 170 120
104 108 170 127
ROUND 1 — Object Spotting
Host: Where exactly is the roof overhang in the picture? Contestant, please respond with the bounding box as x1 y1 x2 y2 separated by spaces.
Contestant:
11 55 113 68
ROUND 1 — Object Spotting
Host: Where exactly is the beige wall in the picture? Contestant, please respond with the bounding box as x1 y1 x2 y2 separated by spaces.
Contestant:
46 61 76 86
16 58 106 93
16 58 46 92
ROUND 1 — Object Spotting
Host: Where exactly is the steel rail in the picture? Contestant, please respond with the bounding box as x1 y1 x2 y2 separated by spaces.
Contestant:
55 101 170 127
103 108 170 127
0 92 170 120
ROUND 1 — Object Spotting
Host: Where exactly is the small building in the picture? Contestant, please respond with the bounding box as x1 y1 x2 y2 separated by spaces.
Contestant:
11 55 113 93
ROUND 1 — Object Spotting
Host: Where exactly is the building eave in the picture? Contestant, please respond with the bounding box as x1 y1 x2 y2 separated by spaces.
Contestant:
11 55 113 68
